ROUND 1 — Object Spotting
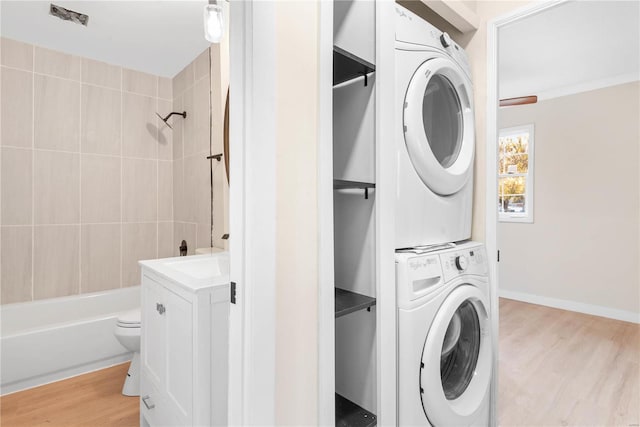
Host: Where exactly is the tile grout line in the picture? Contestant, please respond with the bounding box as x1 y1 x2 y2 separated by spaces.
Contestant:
0 64 172 100
30 46 35 302
120 66 124 289
78 59 82 296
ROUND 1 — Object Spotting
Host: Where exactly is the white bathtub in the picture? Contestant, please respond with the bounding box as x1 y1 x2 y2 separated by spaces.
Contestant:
0 287 140 395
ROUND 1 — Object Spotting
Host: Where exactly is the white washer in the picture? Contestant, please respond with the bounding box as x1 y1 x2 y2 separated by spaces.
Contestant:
396 242 492 426
395 5 475 249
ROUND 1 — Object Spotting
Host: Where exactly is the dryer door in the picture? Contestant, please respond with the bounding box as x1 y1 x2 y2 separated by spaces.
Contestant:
403 57 475 196
420 284 491 426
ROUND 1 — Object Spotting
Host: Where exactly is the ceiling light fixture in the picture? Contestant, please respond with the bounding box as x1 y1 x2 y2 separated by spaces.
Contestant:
204 0 224 43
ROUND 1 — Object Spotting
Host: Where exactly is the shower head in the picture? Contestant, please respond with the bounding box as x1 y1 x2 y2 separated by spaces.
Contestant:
156 111 187 129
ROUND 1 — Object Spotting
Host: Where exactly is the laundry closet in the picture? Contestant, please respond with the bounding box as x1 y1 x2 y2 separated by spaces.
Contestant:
332 1 378 424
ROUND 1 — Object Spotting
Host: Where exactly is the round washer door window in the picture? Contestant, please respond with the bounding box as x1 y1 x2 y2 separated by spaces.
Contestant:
404 56 475 196
420 284 492 426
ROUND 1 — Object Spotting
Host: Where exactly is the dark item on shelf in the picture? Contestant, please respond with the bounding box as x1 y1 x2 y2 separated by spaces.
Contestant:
335 393 377 427
333 47 375 87
333 180 376 199
179 240 188 256
335 288 376 318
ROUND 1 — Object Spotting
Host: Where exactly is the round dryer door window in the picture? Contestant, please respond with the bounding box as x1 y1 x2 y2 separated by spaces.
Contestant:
419 284 492 426
404 56 475 196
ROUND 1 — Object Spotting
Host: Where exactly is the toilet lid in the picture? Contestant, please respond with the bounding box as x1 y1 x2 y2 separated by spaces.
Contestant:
117 308 141 326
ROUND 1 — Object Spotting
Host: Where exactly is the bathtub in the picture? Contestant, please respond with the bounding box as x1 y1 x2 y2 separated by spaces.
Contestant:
0 286 140 395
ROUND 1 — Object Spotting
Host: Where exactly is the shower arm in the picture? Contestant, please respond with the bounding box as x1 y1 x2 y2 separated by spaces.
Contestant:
156 111 187 129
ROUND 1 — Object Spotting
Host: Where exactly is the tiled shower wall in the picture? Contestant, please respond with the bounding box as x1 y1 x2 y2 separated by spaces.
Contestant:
0 37 177 304
172 47 228 253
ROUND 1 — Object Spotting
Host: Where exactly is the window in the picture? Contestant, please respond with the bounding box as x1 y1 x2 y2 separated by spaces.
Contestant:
498 124 534 223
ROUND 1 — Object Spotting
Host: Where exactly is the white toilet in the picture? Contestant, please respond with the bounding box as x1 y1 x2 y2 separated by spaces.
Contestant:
113 308 141 396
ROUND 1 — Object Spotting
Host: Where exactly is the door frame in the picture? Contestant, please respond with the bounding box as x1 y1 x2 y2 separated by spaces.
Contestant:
485 1 567 424
228 1 277 424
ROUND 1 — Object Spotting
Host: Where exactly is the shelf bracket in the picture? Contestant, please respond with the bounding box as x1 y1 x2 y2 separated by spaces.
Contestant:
360 71 368 87
364 187 369 199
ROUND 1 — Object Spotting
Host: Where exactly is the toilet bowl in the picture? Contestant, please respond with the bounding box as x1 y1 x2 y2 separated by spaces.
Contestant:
114 308 141 396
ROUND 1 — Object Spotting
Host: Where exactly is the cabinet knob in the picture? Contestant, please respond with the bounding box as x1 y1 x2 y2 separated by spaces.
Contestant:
156 303 165 315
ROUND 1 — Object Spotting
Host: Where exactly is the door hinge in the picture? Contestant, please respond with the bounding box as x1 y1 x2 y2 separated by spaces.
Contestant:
230 281 236 304
497 250 500 262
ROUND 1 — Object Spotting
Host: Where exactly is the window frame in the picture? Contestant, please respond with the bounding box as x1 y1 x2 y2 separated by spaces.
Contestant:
498 124 534 223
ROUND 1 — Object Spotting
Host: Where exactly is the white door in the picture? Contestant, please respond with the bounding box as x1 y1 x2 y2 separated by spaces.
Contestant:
420 284 491 426
403 56 475 196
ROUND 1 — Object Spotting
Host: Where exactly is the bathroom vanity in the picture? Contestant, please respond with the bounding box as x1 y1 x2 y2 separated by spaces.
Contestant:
138 253 230 427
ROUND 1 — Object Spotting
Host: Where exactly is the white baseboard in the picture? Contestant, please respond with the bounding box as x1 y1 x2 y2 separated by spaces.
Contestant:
498 289 640 324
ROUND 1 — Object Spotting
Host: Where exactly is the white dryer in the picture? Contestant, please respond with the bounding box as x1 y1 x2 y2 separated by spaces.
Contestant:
396 242 492 426
395 5 475 248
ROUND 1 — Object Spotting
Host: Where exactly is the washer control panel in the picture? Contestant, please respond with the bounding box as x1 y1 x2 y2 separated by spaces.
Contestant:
441 245 488 282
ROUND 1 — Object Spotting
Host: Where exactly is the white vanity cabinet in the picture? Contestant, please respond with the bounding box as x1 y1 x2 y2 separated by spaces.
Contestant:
139 254 230 427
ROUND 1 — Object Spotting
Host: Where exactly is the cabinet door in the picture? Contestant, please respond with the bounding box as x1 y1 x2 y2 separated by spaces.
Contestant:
142 276 166 387
165 288 193 423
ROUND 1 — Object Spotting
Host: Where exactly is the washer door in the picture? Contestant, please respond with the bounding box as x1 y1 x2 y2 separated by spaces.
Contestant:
403 57 475 196
420 284 491 426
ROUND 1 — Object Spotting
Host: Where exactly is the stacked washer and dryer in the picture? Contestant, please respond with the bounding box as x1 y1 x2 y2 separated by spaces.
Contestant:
394 5 494 426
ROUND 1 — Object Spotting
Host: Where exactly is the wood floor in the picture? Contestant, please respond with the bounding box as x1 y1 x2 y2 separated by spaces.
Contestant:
499 298 640 426
0 363 138 427
1 302 638 426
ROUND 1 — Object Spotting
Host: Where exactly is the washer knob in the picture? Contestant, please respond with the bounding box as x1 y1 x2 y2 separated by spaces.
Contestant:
455 255 468 271
440 32 452 48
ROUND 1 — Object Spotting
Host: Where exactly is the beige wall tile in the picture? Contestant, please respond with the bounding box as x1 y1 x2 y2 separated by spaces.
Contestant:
81 58 120 90
34 75 80 151
172 159 185 222
1 38 33 71
183 154 210 224
123 68 157 97
34 46 80 80
81 154 121 223
158 161 173 221
190 77 211 156
194 48 210 81
81 223 121 293
34 150 80 224
1 67 33 148
123 158 157 222
196 223 212 250
122 92 158 159
158 77 172 100
157 99 173 160
173 222 196 256
182 86 195 156
172 96 184 160
212 163 226 246
1 226 32 303
34 225 80 299
122 222 157 287
158 221 174 258
81 84 121 156
172 62 193 97
1 147 32 225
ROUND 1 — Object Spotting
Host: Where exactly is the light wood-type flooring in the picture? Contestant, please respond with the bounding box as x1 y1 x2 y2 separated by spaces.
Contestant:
0 363 138 427
499 298 640 426
1 302 638 426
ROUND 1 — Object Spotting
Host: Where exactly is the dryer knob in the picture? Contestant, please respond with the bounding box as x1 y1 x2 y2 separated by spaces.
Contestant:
455 255 468 271
440 32 452 48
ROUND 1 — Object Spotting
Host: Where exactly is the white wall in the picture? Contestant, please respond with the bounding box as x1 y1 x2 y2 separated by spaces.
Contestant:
498 82 640 319
275 2 319 424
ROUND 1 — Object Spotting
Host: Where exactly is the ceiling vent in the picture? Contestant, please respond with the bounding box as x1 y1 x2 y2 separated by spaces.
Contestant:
49 4 89 26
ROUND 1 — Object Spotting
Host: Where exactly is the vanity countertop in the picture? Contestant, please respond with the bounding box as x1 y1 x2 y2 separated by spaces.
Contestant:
139 253 229 292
